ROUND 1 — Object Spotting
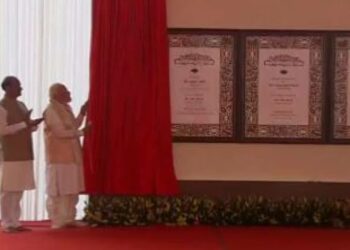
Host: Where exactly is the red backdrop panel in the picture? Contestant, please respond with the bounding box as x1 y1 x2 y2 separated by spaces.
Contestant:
84 0 179 195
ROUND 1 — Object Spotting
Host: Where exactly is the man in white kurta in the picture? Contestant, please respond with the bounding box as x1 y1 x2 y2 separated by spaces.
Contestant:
43 83 87 229
0 76 43 233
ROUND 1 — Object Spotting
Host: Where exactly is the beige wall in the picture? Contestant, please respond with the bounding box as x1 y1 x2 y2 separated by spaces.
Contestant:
167 0 350 182
167 0 350 30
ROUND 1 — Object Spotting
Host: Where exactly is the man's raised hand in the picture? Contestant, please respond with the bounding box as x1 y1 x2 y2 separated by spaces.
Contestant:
79 101 89 116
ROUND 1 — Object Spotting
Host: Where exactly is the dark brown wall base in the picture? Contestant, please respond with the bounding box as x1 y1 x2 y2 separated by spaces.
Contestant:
179 181 350 199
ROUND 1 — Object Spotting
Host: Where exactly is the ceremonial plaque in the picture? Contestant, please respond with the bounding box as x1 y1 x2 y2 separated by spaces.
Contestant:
241 32 327 143
330 33 350 143
169 30 237 142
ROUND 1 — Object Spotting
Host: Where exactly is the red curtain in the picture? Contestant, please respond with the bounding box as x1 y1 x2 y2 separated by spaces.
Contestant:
84 0 179 195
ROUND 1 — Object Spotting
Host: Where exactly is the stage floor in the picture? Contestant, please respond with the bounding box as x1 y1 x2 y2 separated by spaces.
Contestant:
1 222 350 250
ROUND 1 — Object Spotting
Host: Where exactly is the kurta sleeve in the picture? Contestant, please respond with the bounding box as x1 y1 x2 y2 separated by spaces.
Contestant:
0 106 27 136
45 107 83 139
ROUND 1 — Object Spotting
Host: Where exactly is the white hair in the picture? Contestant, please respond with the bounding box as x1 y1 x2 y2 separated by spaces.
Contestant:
49 83 66 100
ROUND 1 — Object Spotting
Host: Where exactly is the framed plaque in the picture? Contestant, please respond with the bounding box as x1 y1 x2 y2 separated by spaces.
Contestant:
330 33 350 143
240 31 327 143
169 29 237 142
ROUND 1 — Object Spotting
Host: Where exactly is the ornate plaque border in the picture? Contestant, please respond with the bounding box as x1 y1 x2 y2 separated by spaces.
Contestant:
169 29 237 142
330 33 350 143
241 31 327 143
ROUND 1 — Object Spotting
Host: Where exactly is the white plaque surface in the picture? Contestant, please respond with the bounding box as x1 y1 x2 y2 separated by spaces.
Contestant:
258 49 310 126
170 47 220 125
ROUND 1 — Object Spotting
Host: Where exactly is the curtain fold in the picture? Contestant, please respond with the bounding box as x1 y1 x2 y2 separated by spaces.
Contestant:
84 0 179 195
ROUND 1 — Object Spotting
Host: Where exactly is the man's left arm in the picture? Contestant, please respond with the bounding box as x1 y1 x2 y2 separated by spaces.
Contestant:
19 102 43 132
75 101 88 128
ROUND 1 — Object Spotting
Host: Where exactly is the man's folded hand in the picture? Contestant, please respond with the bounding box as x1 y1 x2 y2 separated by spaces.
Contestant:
28 118 44 127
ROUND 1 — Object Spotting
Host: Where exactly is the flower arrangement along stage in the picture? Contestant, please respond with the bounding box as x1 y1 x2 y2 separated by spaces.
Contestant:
84 195 350 228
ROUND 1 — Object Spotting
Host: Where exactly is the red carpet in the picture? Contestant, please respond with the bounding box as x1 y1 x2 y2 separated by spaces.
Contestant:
219 227 350 250
1 222 350 250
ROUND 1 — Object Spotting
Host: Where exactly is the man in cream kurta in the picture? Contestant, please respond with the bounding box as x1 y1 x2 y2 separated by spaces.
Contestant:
43 83 88 229
0 76 43 233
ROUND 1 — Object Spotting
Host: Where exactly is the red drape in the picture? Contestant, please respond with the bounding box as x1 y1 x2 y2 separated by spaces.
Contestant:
84 0 179 195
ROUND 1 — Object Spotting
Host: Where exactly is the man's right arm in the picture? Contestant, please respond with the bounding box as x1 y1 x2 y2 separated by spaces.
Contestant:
45 108 83 138
0 106 27 136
